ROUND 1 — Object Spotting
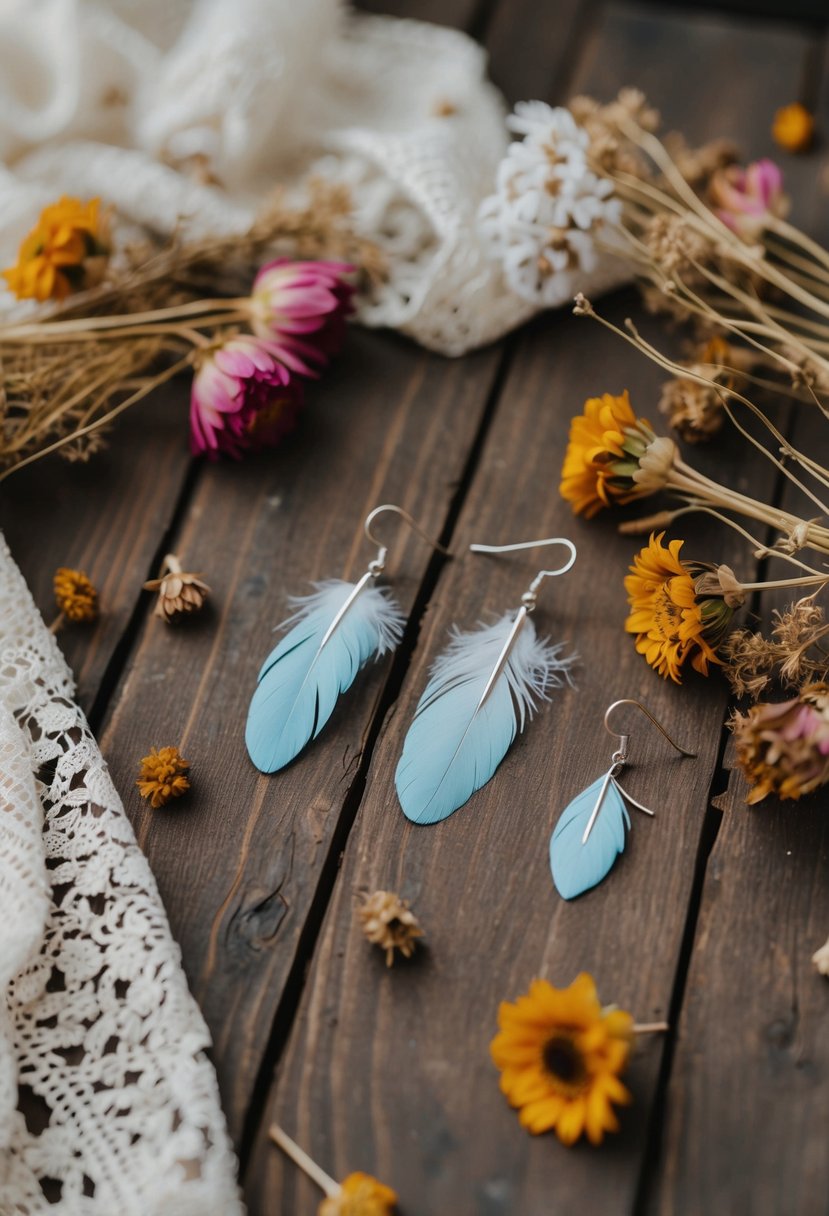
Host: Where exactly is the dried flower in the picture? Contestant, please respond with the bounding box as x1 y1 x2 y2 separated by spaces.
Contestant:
658 372 725 443
709 159 789 239
624 533 732 683
143 553 210 623
479 102 622 305
813 935 829 977
731 682 829 804
772 103 814 154
249 259 355 375
319 1174 398 1216
560 390 675 518
491 974 633 1146
53 567 99 624
358 890 423 967
269 1126 397 1216
722 627 777 699
3 196 110 302
645 214 709 279
136 746 190 808
723 594 829 696
189 333 304 459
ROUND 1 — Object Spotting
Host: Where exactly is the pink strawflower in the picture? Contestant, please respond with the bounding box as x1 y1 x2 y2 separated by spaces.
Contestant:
189 334 304 459
709 158 788 239
731 681 829 804
249 258 355 375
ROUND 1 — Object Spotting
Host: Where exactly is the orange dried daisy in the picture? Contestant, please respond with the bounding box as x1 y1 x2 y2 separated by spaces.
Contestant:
53 567 99 624
136 746 190 808
491 974 634 1146
3 195 110 302
269 1126 397 1216
624 532 732 683
318 1173 398 1216
772 103 814 154
560 390 675 518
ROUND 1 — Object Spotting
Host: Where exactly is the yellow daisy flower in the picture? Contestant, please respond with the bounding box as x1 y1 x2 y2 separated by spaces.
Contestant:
3 195 110 302
624 532 731 684
318 1172 398 1216
491 973 633 1147
560 390 673 518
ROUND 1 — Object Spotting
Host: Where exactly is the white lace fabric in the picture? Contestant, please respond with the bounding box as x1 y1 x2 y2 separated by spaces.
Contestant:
0 534 242 1215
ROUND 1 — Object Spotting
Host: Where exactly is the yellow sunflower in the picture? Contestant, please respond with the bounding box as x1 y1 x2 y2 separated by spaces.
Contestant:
624 532 731 683
3 195 110 302
491 974 633 1147
560 390 671 518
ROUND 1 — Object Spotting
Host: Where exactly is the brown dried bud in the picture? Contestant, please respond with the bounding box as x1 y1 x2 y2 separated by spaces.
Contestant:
694 564 746 609
358 890 423 967
144 553 210 623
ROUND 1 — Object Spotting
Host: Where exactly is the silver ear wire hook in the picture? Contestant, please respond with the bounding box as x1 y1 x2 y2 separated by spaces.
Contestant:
580 699 698 844
465 537 576 711
603 699 697 760
364 504 451 577
469 536 577 611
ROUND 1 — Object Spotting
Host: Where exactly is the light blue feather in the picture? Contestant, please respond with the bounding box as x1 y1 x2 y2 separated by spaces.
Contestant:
549 774 631 899
396 612 574 825
245 579 404 773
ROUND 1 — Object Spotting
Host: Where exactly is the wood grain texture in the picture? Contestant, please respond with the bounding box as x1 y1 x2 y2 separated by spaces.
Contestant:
0 383 192 715
247 6 814 1215
484 0 590 103
97 330 502 1145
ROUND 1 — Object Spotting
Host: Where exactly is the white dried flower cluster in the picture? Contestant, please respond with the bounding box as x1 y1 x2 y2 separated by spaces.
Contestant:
479 101 621 306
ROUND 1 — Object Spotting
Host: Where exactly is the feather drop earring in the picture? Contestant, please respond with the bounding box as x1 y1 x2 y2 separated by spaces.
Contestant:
245 504 449 773
395 536 577 825
550 698 697 899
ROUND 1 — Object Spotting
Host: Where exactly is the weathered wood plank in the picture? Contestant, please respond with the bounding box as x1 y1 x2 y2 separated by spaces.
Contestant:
485 0 590 104
98 329 503 1147
248 6 812 1214
0 383 193 715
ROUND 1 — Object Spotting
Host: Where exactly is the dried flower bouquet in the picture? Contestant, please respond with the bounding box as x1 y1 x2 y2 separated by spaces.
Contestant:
0 180 377 477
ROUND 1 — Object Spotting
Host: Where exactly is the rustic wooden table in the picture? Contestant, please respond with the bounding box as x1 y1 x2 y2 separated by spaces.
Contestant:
3 1 828 1212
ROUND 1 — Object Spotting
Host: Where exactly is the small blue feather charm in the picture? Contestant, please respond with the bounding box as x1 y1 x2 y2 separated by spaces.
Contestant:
396 608 574 825
550 697 696 898
246 575 404 773
550 772 631 900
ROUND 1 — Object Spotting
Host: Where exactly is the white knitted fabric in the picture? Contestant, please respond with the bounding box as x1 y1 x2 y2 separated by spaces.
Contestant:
0 0 625 355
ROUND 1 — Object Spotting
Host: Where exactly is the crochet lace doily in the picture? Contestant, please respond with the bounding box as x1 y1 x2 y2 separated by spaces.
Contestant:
0 0 625 356
0 532 242 1214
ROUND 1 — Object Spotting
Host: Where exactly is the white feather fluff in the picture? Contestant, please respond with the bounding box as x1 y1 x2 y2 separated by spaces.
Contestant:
395 611 575 824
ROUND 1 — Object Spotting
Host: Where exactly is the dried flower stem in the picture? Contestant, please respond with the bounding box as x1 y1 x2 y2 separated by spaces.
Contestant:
0 296 251 339
0 354 192 482
268 1126 339 1198
577 300 829 556
632 1021 669 1034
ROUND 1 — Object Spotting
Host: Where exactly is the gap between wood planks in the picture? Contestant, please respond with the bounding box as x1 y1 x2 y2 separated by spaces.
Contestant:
235 335 520 1175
